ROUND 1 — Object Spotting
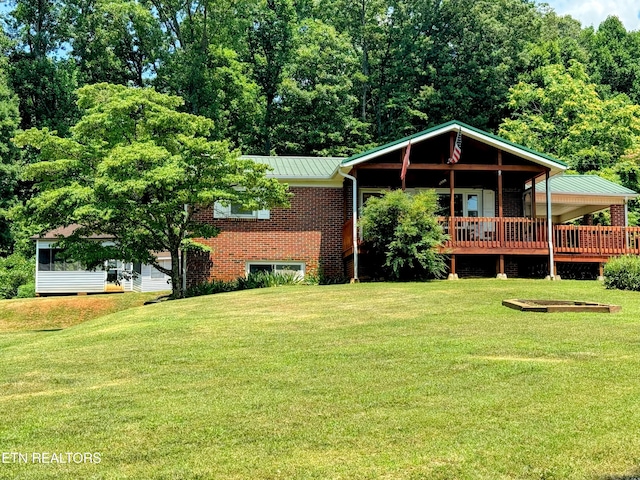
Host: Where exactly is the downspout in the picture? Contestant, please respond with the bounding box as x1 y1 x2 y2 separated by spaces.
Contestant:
545 170 555 279
339 169 359 282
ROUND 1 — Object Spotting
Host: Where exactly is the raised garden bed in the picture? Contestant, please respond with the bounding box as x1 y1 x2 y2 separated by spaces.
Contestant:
502 299 621 313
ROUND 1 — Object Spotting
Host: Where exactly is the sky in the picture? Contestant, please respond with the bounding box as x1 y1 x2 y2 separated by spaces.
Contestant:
542 0 640 31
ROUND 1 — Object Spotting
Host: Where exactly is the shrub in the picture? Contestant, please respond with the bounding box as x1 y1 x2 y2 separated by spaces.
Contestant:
0 253 35 299
604 255 640 291
16 282 36 298
237 271 303 290
185 271 303 298
185 278 239 298
360 189 448 280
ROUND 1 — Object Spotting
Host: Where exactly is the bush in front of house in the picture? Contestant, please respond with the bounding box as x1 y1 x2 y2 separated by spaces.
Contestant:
360 189 449 280
604 255 640 291
0 253 35 299
185 271 304 298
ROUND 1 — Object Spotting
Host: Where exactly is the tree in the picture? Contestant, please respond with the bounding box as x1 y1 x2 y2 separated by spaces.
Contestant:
585 16 640 104
499 62 640 172
246 0 296 154
0 30 21 254
4 0 80 135
426 0 542 131
15 83 290 298
273 19 368 155
360 189 448 280
66 0 162 87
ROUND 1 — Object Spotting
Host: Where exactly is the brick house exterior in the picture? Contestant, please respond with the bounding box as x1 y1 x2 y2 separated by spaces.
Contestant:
187 121 639 285
188 186 344 284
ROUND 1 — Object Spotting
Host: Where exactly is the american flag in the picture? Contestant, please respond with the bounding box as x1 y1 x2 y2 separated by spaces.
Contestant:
449 129 462 164
400 140 411 181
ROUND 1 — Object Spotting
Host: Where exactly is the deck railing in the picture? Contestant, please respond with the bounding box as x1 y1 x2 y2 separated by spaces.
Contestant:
438 217 548 249
343 217 640 257
554 225 640 256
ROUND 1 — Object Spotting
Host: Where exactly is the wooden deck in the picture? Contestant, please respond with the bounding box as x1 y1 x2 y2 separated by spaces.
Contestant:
343 217 640 261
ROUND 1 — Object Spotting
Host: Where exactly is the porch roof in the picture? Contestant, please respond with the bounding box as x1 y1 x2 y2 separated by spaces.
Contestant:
533 175 638 223
341 120 568 176
534 174 637 197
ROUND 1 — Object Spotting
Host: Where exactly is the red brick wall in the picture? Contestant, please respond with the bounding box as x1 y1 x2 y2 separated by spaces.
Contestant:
610 204 625 226
188 186 345 285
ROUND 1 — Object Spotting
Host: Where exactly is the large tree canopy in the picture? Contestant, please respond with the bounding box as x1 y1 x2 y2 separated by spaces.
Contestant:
15 83 290 297
499 62 640 172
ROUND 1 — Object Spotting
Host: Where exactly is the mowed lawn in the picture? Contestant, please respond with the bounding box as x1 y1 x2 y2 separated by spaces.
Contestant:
1 280 639 480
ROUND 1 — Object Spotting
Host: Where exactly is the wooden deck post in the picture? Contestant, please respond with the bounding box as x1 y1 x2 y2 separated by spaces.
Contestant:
497 151 504 247
497 254 507 279
598 262 605 281
448 255 459 280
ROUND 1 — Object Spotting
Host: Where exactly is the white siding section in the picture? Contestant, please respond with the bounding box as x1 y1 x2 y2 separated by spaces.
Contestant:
139 264 171 292
132 274 143 292
36 271 106 294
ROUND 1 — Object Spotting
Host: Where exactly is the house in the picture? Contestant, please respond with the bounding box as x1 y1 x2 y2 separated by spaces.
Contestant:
188 120 639 284
34 226 171 295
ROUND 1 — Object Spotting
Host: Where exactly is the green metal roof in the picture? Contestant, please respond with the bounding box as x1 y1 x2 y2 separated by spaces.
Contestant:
341 120 568 172
243 155 344 179
535 175 638 196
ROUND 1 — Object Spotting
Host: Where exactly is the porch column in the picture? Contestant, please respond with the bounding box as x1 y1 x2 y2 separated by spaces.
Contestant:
448 134 458 280
496 151 506 279
497 150 505 257
545 170 555 280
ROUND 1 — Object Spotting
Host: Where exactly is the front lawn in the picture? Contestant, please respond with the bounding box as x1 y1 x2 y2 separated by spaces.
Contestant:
1 280 639 479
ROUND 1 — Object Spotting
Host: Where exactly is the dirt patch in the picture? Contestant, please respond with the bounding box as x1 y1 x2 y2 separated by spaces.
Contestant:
0 293 159 332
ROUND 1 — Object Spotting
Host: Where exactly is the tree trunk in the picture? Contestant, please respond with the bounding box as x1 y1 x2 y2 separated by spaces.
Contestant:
170 249 184 298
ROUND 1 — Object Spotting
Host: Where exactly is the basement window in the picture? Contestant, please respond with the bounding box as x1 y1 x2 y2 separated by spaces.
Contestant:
246 262 305 279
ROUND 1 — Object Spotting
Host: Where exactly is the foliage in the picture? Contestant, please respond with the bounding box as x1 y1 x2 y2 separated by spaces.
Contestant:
0 253 34 299
584 16 640 104
185 278 240 297
185 270 303 297
246 0 296 154
0 71 20 253
273 19 368 156
499 61 640 172
66 0 162 86
604 255 640 291
14 83 290 298
15 281 35 298
360 189 448 280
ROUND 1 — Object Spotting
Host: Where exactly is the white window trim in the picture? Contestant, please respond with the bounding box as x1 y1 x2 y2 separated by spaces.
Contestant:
245 261 306 279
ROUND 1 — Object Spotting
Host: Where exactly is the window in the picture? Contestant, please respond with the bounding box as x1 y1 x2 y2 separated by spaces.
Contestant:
247 262 305 279
213 202 270 220
37 248 82 271
436 189 482 217
437 194 464 217
467 194 479 217
230 202 256 217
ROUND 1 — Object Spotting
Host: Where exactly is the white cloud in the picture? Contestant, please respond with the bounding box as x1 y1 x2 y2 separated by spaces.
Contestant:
542 0 640 31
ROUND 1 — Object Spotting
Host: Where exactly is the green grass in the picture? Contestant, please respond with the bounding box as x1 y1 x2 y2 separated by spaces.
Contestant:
1 280 640 479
